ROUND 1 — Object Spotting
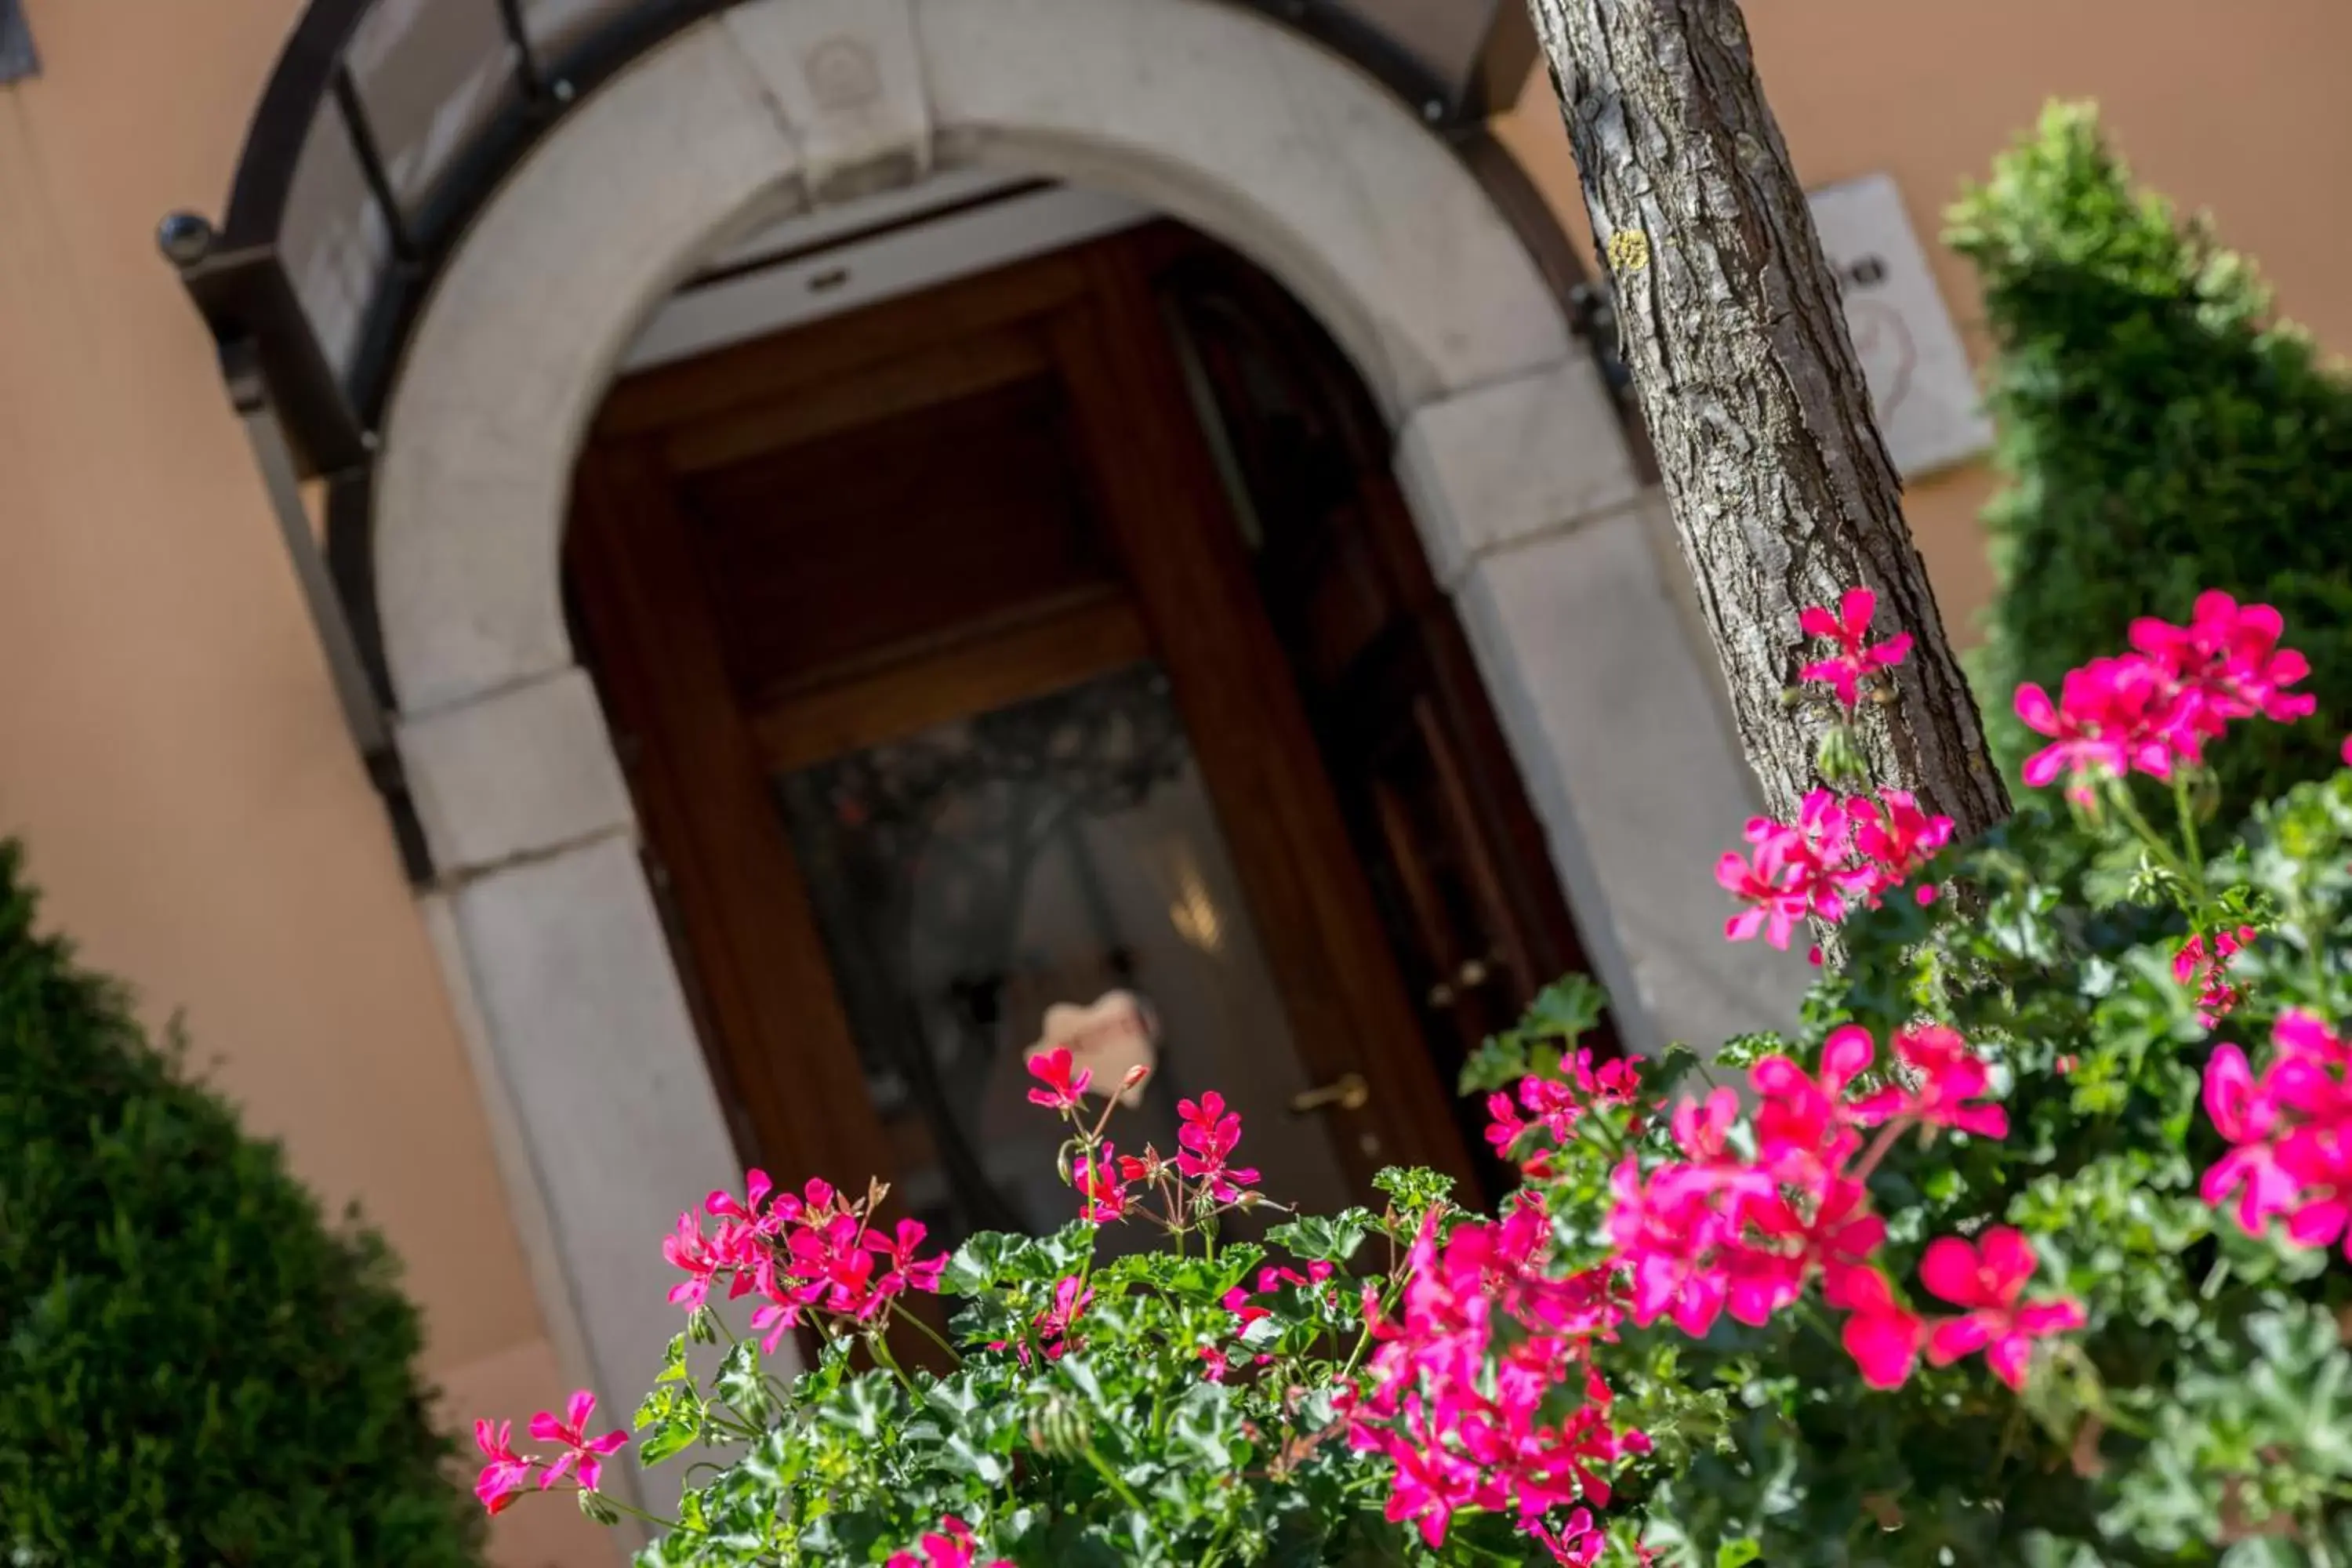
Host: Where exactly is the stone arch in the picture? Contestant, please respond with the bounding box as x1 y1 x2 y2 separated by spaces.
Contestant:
377 0 1794 1412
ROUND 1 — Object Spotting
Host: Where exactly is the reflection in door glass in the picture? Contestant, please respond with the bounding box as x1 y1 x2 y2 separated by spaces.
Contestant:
774 662 1352 1254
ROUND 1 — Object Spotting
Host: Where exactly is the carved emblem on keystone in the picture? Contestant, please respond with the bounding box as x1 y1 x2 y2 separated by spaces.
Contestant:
802 35 883 112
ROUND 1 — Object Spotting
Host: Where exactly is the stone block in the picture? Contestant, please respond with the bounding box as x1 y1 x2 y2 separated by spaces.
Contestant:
449 839 754 1415
1454 513 1810 1054
1394 358 1643 587
397 667 634 876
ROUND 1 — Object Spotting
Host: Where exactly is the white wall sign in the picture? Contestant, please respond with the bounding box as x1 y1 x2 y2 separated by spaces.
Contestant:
1807 172 1994 479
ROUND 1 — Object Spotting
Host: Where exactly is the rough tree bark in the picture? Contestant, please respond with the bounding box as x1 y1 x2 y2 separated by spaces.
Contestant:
1524 0 2011 841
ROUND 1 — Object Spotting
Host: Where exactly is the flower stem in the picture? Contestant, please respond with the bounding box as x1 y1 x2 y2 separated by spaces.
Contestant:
593 1493 684 1533
902 1307 964 1366
1847 1120 1910 1187
1082 1443 1149 1513
866 1329 920 1397
2172 771 2205 879
2107 779 2198 899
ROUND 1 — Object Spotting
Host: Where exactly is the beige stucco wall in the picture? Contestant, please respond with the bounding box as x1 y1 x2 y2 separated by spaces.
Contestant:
1496 0 2352 646
0 2 611 1563
0 2 2348 1563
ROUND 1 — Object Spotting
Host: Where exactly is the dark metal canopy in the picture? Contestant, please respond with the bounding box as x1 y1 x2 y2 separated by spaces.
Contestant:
158 0 1560 882
0 0 38 84
162 0 1537 483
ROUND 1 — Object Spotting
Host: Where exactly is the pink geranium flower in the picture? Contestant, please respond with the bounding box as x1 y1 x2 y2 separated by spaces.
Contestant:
1715 836 1811 949
2130 590 2317 737
1849 1023 2008 1141
705 1167 779 1231
2174 926 2258 1026
2014 655 2183 802
1526 1507 1606 1566
1073 1143 1133 1224
885 1515 1013 1568
1607 1157 1732 1338
2016 595 2318 805
528 1390 629 1494
1798 586 1913 710
2201 1011 2352 1256
1035 1274 1093 1361
1751 1024 1874 1189
2201 1042 2299 1234
1025 1047 1093 1111
1834 1267 1926 1390
662 1210 724 1310
472 1419 534 1515
1849 789 1955 905
865 1218 947 1295
1919 1229 2085 1390
1717 792 1872 949
1176 1091 1261 1203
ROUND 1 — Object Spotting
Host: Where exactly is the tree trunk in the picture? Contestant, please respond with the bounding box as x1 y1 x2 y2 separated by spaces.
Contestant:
1524 0 2011 842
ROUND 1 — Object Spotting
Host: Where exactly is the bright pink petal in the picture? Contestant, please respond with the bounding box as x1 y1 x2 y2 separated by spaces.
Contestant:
2013 683 2059 736
1843 1308 1923 1388
1846 1086 1905 1127
2204 1044 2257 1140
1951 1103 2010 1140
1798 604 1842 640
1821 1025 1875 1087
2020 744 2067 788
2288 1198 2352 1250
2015 1299 2086 1335
1976 1228 2038 1300
1926 1313 1991 1365
1918 1236 1984 1308
1983 1334 2034 1391
1838 586 1878 633
2275 1010 2340 1061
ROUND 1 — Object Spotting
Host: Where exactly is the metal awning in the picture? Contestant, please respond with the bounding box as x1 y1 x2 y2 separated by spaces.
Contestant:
162 0 1535 482
157 0 1549 880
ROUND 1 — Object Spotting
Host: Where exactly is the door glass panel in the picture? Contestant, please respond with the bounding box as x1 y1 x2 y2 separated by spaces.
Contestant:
774 662 1352 1254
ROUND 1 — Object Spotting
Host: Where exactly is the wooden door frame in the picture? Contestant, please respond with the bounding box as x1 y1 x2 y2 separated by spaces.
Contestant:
567 224 1479 1199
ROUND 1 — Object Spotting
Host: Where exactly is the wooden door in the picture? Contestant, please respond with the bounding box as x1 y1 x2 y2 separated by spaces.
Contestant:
564 228 1482 1275
1145 238 1618 1198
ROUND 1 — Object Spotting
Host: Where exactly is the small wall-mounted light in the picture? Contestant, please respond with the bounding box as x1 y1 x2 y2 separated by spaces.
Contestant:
0 0 38 85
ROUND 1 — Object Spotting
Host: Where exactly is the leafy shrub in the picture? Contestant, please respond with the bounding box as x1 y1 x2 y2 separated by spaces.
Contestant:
0 844 483 1566
477 585 2352 1565
1951 100 2352 820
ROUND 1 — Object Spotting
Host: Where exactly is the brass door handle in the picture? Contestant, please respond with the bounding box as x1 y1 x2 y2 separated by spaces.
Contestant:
1425 953 1503 1011
1289 1071 1370 1115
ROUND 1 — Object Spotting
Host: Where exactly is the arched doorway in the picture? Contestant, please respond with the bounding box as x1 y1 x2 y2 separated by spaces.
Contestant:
364 0 1791 1428
564 218 1607 1265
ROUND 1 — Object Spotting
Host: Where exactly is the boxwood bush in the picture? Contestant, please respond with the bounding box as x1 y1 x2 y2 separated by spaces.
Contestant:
0 842 482 1566
1951 100 2352 822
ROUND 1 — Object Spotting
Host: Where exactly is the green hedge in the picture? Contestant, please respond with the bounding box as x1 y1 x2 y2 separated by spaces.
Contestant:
0 842 483 1565
1950 100 2352 819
